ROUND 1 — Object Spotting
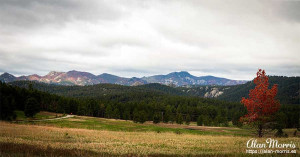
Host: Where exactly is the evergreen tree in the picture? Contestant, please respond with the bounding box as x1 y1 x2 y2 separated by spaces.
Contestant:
203 115 211 126
105 104 113 118
232 112 243 127
99 103 105 117
68 99 78 115
57 98 66 113
169 113 175 124
113 108 120 119
163 105 172 123
28 83 33 91
176 113 183 125
153 112 161 124
214 115 222 126
24 97 40 117
274 112 288 137
133 109 147 123
185 114 191 125
138 110 148 123
77 102 87 115
197 115 203 126
123 108 131 120
0 97 16 120
133 109 139 123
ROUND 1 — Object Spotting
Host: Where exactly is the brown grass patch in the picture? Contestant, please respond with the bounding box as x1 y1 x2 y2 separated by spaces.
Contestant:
0 142 103 157
0 121 299 156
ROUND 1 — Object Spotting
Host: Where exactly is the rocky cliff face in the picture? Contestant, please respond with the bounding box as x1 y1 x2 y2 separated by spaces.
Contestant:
204 87 224 98
180 86 232 98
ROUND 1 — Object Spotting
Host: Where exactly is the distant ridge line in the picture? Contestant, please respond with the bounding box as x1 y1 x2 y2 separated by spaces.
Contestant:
0 70 248 86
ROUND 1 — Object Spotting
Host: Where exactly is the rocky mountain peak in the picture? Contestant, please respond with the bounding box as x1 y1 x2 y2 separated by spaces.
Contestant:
167 71 192 77
0 72 17 82
1 72 15 78
47 71 63 77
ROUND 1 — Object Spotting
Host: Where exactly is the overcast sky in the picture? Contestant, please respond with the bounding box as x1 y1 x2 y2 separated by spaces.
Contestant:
0 0 299 80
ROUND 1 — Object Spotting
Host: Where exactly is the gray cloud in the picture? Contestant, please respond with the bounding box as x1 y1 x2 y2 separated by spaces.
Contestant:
278 1 300 22
0 0 125 31
0 0 299 80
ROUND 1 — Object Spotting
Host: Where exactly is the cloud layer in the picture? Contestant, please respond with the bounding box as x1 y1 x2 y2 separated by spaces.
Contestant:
0 0 299 80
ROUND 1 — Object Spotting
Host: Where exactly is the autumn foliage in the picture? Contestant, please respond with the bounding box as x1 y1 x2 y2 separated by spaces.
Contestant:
241 69 280 136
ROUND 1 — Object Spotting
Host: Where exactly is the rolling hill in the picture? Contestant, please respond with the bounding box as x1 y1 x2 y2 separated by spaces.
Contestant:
8 81 188 98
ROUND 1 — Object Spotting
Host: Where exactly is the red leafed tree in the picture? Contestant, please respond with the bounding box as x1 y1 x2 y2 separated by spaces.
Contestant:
241 69 280 137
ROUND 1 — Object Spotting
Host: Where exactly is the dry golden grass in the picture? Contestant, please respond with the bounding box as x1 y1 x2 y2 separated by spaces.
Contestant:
0 121 299 156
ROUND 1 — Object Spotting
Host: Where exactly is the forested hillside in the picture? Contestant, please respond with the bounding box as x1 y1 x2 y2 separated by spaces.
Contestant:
179 76 299 105
217 76 300 104
9 81 188 98
1 81 246 126
8 75 299 105
3 79 299 128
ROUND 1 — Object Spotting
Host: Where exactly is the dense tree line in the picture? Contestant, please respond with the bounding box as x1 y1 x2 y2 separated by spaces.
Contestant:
1 81 299 129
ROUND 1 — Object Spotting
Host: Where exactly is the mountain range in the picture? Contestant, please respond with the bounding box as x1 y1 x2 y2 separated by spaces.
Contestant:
0 70 247 86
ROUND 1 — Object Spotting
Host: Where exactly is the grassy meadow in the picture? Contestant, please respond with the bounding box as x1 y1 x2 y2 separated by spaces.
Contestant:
0 112 299 156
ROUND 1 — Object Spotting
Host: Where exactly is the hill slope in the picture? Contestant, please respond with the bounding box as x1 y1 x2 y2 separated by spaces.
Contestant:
9 81 188 98
217 76 300 104
180 76 299 104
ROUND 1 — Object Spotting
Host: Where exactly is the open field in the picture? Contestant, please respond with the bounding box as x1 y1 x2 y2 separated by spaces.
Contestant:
20 115 252 136
1 113 299 156
15 114 300 137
